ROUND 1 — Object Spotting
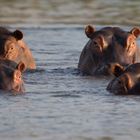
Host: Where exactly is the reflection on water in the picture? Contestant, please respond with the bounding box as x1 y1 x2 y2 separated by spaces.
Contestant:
0 26 139 140
0 1 140 140
0 0 140 26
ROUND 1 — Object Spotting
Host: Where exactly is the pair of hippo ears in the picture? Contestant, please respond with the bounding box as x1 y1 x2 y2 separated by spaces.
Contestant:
85 25 140 38
12 30 23 40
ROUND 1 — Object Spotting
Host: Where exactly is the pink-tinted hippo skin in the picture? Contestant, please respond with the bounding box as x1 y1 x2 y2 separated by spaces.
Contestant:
0 59 25 94
0 27 36 70
107 63 140 95
78 25 140 76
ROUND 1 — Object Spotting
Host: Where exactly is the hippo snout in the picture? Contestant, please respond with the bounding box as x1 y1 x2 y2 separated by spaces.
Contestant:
13 82 25 93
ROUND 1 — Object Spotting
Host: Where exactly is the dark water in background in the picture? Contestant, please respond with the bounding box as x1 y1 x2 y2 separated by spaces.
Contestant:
0 1 140 140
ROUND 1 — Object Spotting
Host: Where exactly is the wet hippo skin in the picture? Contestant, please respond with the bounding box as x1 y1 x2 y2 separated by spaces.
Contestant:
0 27 36 70
107 63 140 95
78 25 140 76
0 59 25 94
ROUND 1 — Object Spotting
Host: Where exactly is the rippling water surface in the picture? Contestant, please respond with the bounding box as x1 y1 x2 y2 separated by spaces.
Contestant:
0 0 140 140
0 26 139 140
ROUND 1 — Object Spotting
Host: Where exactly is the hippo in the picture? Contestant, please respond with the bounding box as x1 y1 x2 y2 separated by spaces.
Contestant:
0 27 36 70
78 25 140 76
0 59 25 94
107 63 140 95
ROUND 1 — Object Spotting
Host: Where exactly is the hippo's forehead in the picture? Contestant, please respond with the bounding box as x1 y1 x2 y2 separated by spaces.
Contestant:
1 65 14 77
109 74 128 87
0 36 17 47
5 36 17 44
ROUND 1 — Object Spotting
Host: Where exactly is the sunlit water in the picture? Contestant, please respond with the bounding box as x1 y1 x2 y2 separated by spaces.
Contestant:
0 26 139 140
0 0 140 140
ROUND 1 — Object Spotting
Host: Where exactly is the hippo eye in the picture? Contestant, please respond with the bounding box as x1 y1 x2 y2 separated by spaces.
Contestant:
8 44 15 50
117 80 122 85
93 41 100 49
132 41 135 45
93 41 98 46
129 40 135 46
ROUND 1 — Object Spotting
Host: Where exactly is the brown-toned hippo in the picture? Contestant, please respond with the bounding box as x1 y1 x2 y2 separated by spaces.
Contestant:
78 25 140 76
0 27 36 70
107 63 140 95
0 59 25 93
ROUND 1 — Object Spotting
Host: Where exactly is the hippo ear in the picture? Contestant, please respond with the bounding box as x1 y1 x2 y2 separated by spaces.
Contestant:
130 27 140 38
85 25 95 38
17 62 26 72
13 30 23 40
113 64 125 77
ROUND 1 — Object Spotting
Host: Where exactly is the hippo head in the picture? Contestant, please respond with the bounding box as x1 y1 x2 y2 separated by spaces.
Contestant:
106 63 139 95
0 29 23 60
107 73 134 95
78 25 140 76
0 60 25 93
78 25 113 75
0 27 36 70
113 27 140 65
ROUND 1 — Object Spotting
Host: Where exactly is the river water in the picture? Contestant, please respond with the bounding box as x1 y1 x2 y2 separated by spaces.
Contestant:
0 0 140 140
